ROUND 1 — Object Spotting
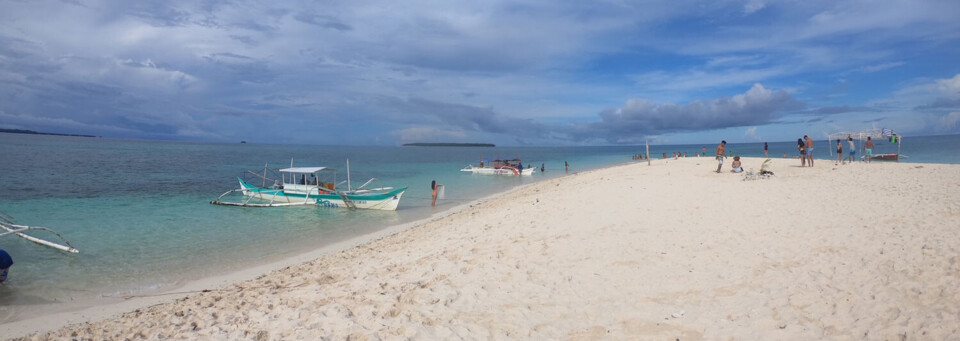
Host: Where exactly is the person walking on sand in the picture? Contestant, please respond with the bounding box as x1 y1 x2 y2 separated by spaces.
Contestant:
797 138 806 167
847 136 856 163
804 135 814 167
764 142 769 158
836 139 843 165
865 137 874 163
715 140 726 173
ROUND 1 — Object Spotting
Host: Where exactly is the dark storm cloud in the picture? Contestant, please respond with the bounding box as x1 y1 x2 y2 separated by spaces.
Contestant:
562 84 803 142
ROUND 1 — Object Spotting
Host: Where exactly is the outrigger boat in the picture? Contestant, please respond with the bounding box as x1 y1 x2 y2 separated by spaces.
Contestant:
0 210 79 254
460 158 535 176
211 162 406 210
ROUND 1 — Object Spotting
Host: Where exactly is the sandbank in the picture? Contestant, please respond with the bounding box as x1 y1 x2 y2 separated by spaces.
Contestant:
7 157 960 340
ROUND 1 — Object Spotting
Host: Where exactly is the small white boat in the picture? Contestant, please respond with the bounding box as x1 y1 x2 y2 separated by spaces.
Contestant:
460 158 535 176
212 163 406 210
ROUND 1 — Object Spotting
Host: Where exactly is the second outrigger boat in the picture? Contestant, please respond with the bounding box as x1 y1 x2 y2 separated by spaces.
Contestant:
212 162 406 211
460 158 535 176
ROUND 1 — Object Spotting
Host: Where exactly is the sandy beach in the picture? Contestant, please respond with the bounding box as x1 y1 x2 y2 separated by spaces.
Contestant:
7 156 960 340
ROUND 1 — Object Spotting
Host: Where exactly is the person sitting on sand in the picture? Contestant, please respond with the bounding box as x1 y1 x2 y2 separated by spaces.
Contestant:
730 156 743 173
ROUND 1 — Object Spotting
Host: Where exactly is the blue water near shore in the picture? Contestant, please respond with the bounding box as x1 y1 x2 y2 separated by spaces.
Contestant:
0 132 958 322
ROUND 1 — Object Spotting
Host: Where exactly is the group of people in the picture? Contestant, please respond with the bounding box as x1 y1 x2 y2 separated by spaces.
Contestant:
834 135 876 164
714 140 743 173
796 135 815 167
713 134 879 173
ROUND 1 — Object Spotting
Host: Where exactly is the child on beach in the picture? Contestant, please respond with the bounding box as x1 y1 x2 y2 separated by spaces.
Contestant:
730 156 743 173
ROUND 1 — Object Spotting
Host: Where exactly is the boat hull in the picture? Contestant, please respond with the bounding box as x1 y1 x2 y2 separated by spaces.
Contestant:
867 154 899 161
238 179 406 210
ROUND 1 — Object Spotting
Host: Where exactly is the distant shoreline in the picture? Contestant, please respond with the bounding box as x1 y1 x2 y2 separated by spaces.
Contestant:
402 142 495 147
0 128 97 138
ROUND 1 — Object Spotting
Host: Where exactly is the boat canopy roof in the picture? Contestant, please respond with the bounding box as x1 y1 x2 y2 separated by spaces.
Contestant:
279 167 329 174
827 128 899 140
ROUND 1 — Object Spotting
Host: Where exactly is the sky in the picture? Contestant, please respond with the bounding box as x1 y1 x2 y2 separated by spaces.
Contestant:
1 0 959 146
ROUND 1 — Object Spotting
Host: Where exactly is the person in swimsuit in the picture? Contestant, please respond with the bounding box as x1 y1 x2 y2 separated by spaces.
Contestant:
865 137 874 163
836 139 843 165
764 142 769 158
797 138 806 167
715 140 727 173
804 135 814 167
847 136 856 163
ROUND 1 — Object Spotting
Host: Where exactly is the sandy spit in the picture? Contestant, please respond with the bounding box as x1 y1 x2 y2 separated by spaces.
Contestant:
7 157 960 340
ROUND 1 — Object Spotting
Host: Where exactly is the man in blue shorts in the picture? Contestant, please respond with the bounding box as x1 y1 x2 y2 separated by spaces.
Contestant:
847 136 856 163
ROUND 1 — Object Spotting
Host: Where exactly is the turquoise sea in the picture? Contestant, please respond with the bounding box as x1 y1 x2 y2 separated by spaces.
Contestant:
1 132 958 323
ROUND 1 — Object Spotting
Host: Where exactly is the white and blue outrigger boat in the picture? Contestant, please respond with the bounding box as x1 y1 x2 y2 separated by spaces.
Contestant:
212 162 406 211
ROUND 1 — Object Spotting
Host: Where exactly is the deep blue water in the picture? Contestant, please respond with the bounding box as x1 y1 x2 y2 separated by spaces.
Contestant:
0 132 957 322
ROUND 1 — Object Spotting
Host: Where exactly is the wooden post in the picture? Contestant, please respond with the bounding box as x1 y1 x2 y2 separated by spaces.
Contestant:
646 139 651 166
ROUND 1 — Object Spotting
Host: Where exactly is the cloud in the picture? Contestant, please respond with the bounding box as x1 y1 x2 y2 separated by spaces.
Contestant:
939 112 960 131
568 84 802 142
743 0 765 14
858 61 904 73
294 14 352 31
391 126 467 143
804 106 880 116
915 98 960 110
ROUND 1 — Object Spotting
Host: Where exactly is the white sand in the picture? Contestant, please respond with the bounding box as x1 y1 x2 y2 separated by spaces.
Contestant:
8 157 960 340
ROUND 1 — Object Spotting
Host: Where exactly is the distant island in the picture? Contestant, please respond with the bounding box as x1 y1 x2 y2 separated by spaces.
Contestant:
403 142 495 147
0 128 97 138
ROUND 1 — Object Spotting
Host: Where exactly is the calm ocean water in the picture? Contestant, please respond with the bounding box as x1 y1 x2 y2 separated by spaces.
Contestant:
1 132 958 322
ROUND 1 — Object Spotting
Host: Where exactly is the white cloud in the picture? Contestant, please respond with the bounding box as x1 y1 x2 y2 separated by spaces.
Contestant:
744 126 761 140
939 112 960 131
858 61 905 73
743 0 765 14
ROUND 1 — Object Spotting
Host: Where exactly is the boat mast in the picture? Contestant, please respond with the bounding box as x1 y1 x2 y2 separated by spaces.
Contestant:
262 163 268 188
347 159 352 191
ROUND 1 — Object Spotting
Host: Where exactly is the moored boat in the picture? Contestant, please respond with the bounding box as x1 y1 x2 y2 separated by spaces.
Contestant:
460 158 536 176
212 164 406 210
